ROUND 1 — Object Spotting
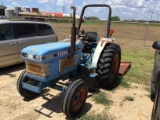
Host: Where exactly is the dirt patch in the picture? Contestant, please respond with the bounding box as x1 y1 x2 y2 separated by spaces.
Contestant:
108 83 152 120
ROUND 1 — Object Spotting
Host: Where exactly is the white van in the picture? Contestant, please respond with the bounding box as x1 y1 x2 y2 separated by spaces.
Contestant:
0 20 58 68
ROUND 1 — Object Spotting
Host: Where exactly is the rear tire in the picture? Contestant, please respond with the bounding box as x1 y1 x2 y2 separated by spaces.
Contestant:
62 79 88 118
152 81 160 120
17 70 39 98
97 43 121 86
151 69 160 101
151 70 156 101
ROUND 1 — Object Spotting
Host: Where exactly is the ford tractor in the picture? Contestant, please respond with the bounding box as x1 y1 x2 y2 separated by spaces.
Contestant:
17 4 121 118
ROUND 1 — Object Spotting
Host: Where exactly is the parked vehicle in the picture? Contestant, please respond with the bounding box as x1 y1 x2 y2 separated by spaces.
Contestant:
17 4 121 118
0 20 58 68
151 41 160 119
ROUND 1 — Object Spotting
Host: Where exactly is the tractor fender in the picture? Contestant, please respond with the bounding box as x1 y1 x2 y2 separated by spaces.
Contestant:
92 37 114 67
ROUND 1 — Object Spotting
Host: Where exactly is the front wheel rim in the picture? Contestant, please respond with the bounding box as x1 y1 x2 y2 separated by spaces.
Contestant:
73 88 86 111
111 54 119 76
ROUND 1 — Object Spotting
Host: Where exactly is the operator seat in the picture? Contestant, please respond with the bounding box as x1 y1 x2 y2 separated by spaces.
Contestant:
85 32 100 42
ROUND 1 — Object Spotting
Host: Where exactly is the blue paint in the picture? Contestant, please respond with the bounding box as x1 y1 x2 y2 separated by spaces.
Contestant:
81 53 93 64
23 82 42 93
90 73 98 78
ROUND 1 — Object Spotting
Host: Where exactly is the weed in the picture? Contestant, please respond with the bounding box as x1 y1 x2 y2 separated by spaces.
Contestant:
92 92 113 106
123 96 134 101
145 87 151 92
120 78 130 88
78 113 114 120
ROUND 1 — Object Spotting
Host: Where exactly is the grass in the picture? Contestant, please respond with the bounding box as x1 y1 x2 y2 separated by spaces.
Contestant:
78 113 114 120
145 86 151 92
120 77 131 88
123 96 135 101
92 92 113 106
121 49 154 85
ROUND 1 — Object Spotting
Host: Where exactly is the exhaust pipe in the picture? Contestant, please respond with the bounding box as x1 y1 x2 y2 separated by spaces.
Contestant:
70 6 76 56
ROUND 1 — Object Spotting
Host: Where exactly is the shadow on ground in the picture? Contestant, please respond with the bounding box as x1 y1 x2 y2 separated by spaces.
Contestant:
23 87 92 119
0 63 25 76
99 76 123 91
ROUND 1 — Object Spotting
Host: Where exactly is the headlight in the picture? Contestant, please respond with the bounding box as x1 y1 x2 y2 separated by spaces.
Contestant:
25 61 50 77
33 55 41 60
22 52 42 60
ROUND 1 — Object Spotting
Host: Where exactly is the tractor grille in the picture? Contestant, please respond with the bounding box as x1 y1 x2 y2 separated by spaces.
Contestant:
25 60 50 77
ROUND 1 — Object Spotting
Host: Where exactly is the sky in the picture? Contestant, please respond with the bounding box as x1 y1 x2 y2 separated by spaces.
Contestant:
1 0 160 20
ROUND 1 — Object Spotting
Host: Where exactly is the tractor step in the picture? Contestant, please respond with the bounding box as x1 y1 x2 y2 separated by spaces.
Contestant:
118 62 131 76
50 83 67 92
23 80 42 93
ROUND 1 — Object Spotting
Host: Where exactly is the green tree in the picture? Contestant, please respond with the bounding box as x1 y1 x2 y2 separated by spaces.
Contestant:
88 16 100 20
111 16 120 21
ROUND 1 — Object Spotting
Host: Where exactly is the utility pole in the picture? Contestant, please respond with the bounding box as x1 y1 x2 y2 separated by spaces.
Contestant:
63 6 65 14
150 12 153 22
144 12 153 46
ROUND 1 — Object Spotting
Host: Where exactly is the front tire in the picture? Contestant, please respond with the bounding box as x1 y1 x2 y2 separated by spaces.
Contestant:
17 70 39 98
97 43 121 86
62 79 88 118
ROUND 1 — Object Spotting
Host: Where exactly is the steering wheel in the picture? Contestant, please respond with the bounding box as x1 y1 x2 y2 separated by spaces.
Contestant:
78 30 86 40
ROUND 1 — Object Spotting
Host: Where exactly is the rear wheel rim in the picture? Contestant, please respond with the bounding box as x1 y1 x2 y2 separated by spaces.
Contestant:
111 54 119 76
73 88 86 111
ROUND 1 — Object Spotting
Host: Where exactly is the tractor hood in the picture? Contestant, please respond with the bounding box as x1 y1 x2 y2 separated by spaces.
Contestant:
21 39 82 62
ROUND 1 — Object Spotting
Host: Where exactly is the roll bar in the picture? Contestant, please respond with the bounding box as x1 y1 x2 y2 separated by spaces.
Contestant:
77 4 112 38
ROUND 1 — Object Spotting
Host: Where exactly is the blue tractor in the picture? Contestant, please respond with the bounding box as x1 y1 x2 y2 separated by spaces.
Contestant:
17 4 121 117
